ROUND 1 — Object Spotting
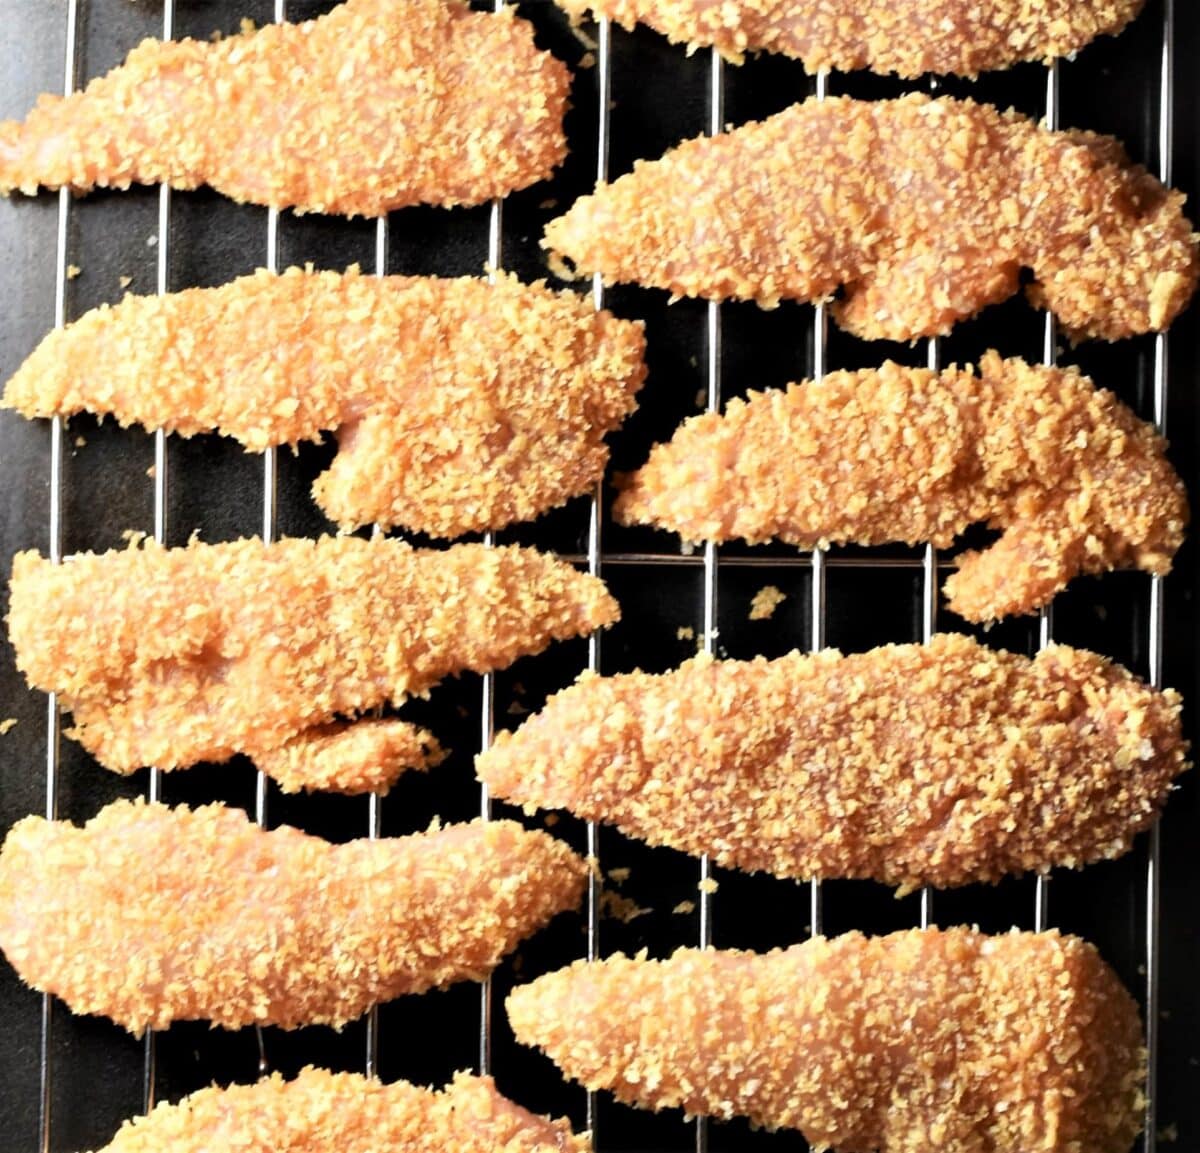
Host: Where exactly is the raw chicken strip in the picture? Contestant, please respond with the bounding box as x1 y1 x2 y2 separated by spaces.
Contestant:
252 718 444 795
477 633 1187 892
92 1068 586 1153
544 94 1199 342
0 800 587 1033
614 353 1188 622
555 0 1144 76
507 928 1143 1153
6 535 618 774
3 268 647 536
0 0 569 216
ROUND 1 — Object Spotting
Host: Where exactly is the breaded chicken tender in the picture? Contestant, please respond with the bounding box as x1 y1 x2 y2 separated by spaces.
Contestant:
92 1067 586 1152
506 928 1144 1153
252 718 444 795
555 0 1143 76
0 0 568 216
6 535 618 776
477 633 1187 892
0 800 587 1033
614 353 1188 622
3 268 647 536
544 94 1199 342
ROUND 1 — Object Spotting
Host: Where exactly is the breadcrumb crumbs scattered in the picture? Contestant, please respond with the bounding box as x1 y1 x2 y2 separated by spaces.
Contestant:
0 800 586 1033
672 900 695 915
118 275 132 288
607 867 630 884
676 625 694 641
0 719 16 736
544 95 1198 342
749 585 786 621
600 891 651 923
698 876 719 894
0 0 571 216
616 354 1188 623
93 1067 586 1152
553 0 1144 75
3 268 647 537
507 928 1144 1153
73 435 85 447
65 264 80 280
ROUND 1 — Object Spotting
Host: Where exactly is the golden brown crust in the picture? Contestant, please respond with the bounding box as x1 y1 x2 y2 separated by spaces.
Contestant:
477 633 1188 892
0 0 569 216
2 268 647 536
251 718 444 795
6 535 618 773
0 800 587 1033
544 94 1199 342
614 353 1188 622
556 0 1144 76
506 928 1144 1153
95 1068 588 1153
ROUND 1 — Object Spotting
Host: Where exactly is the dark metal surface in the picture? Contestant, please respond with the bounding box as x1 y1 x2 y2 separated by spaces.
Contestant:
0 2 1197 1150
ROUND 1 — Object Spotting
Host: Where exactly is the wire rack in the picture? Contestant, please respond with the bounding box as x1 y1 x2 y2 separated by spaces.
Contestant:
0 2 1194 1151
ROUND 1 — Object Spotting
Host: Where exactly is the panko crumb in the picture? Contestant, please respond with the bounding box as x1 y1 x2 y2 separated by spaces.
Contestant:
0 0 571 217
749 585 787 620
673 900 695 915
506 928 1144 1153
552 0 1143 76
698 876 719 894
65 264 81 280
676 626 695 641
600 891 650 924
544 95 1198 342
0 719 17 736
0 800 587 1033
607 867 631 884
118 274 132 288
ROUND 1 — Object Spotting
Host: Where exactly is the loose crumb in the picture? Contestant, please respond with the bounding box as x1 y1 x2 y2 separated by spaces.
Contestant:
118 275 132 288
672 900 695 915
0 719 17 736
607 867 630 884
73 435 86 447
65 264 80 280
698 876 719 894
749 585 787 621
676 626 694 641
600 890 650 924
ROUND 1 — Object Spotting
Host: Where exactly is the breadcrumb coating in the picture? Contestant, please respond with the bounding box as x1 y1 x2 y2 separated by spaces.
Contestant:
554 0 1144 76
2 268 647 535
6 535 618 774
477 633 1187 892
0 0 569 216
252 718 444 795
0 800 587 1033
544 94 1199 342
507 928 1144 1153
614 353 1188 622
93 1068 587 1153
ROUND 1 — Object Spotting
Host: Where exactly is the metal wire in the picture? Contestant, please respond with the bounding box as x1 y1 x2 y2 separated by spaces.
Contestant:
39 3 81 1145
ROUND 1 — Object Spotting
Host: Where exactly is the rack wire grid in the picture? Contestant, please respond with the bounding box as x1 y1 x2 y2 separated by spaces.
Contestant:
0 1 1197 1151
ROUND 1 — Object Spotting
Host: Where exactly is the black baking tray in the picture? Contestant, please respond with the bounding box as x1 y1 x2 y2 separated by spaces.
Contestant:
0 1 1197 1150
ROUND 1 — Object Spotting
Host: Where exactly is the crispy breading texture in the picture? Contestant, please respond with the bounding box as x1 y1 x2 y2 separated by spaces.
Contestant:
506 928 1144 1153
555 0 1144 75
6 535 619 773
92 1068 588 1153
0 801 587 1033
0 0 569 216
544 94 1199 341
614 353 1188 622
477 633 1187 892
252 718 444 795
3 268 647 536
